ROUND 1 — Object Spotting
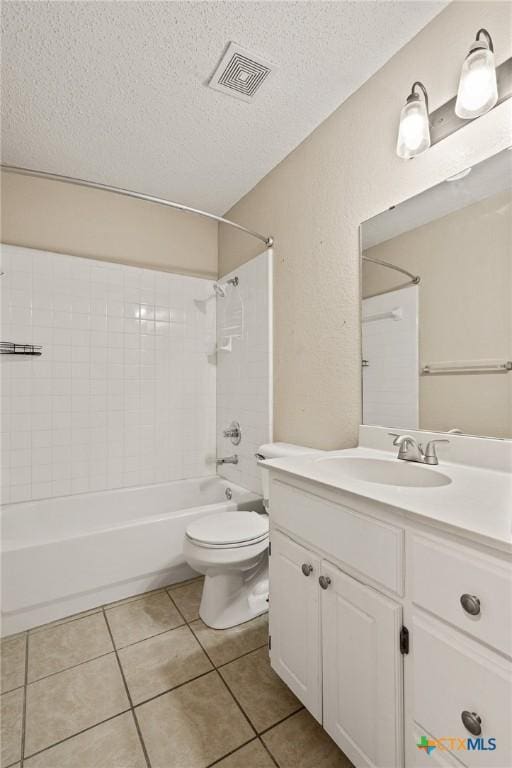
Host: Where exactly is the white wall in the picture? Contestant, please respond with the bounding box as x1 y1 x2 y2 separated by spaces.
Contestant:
216 250 273 494
0 245 216 503
218 1 512 450
362 286 419 430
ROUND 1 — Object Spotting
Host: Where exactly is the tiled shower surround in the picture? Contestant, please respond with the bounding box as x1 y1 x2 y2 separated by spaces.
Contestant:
0 245 216 503
216 251 273 494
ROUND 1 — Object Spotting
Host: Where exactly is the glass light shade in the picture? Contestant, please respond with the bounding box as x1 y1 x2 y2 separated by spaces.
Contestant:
396 97 431 159
455 46 498 119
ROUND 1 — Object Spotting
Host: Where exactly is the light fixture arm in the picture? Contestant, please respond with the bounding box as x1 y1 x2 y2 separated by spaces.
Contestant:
410 81 429 115
475 28 494 52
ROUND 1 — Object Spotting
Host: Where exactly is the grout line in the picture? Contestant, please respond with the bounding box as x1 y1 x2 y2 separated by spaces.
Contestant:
27 608 103 636
182 625 258 738
7 581 274 768
130 708 152 768
204 737 261 768
21 575 202 638
132 669 215 709
19 632 29 766
21 624 266 710
215 642 268 670
26 649 115 687
114 621 187 653
257 706 305 737
22 709 132 762
258 736 280 768
102 586 174 613
102 608 152 768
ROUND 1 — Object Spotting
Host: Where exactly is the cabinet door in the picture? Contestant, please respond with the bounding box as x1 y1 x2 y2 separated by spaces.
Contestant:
269 529 322 721
322 561 403 768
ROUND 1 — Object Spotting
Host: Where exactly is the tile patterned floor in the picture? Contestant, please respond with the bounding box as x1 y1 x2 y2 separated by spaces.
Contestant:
1 577 353 768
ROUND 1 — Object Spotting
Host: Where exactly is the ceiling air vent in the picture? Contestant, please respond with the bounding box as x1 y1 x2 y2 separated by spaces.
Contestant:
209 42 273 102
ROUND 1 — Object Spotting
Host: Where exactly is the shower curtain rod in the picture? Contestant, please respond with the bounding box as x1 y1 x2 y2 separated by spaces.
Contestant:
362 255 420 299
1 164 274 248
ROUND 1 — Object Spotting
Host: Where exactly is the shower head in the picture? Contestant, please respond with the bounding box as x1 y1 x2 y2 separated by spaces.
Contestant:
213 284 226 298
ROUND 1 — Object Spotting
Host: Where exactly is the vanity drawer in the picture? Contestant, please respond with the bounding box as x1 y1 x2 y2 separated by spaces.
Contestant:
270 478 404 594
411 535 512 657
412 613 512 768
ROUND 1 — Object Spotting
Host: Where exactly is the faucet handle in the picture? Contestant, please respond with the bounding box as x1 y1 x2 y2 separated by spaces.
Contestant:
424 438 450 465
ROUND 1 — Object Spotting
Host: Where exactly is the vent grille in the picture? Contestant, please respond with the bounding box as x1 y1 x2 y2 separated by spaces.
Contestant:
209 43 273 102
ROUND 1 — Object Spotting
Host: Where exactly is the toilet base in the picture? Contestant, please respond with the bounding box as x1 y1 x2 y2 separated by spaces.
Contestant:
199 557 269 630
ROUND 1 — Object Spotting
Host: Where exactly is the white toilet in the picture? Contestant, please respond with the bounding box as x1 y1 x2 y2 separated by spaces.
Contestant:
183 442 319 629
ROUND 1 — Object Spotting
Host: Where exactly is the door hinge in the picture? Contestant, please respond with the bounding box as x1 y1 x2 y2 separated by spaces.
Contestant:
268 634 271 651
268 541 271 556
400 625 409 655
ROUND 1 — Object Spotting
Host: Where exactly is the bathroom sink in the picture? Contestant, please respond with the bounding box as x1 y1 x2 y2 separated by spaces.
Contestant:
313 457 452 488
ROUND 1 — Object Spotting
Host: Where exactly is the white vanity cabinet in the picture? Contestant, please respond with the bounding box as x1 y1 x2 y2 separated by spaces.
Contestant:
268 530 322 721
267 472 512 768
321 561 403 768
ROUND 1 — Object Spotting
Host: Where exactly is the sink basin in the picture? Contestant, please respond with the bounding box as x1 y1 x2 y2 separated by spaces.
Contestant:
314 457 452 488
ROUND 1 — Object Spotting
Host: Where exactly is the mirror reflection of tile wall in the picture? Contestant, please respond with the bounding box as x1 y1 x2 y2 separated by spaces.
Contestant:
360 149 512 440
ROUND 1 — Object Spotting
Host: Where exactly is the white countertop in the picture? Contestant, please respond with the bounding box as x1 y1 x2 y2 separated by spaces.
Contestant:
262 446 512 553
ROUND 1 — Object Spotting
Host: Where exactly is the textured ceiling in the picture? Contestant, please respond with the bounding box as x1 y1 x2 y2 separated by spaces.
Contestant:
1 1 446 215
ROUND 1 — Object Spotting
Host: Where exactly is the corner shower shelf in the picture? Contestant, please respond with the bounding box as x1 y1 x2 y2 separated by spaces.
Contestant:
1 342 42 356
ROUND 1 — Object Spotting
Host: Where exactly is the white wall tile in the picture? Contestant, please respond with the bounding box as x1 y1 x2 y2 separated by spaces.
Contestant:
1 244 216 502
216 250 273 494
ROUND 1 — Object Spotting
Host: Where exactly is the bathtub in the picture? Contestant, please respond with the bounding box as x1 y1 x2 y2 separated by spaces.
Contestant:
1 477 262 636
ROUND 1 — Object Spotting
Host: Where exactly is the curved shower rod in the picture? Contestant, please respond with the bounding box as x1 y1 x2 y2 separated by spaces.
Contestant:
1 164 274 249
362 255 420 298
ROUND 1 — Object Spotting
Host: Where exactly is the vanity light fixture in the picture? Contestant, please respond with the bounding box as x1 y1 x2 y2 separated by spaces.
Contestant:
396 28 511 159
396 81 431 159
455 29 498 119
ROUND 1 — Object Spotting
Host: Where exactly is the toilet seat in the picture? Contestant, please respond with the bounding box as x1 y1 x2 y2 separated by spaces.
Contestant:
186 511 269 549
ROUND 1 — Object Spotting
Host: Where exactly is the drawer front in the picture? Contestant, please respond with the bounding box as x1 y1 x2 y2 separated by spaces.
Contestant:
270 479 403 594
412 613 512 768
411 534 512 657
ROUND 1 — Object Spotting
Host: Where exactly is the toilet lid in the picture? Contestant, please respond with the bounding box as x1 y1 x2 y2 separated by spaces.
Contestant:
186 511 269 546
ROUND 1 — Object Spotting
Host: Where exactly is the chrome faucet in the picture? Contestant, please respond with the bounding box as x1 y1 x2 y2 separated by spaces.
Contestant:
389 434 449 465
216 455 238 465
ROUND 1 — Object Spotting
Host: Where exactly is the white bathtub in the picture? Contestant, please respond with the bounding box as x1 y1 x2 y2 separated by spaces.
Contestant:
1 477 262 636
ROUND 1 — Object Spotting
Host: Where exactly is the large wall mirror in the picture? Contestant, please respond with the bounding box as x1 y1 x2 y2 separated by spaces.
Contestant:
360 148 512 440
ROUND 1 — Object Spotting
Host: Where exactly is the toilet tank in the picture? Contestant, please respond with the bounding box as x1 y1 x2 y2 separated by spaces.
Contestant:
256 442 324 509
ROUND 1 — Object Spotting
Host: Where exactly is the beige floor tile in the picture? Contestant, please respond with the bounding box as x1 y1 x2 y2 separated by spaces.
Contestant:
106 591 184 648
262 709 353 768
29 608 102 634
1 688 24 768
24 653 129 757
28 613 113 682
1 634 26 693
103 586 163 610
190 614 268 667
24 712 146 768
119 624 212 704
220 647 300 732
136 671 254 768
167 578 203 622
214 739 276 768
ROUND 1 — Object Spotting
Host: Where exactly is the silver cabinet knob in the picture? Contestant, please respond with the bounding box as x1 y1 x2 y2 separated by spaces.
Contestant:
318 575 331 590
461 711 482 736
460 594 481 616
301 563 313 577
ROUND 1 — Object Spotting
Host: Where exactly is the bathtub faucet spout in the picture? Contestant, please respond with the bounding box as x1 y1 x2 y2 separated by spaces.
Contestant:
216 455 238 465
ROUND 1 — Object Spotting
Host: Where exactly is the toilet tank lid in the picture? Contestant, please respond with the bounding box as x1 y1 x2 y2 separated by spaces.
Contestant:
257 442 324 460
